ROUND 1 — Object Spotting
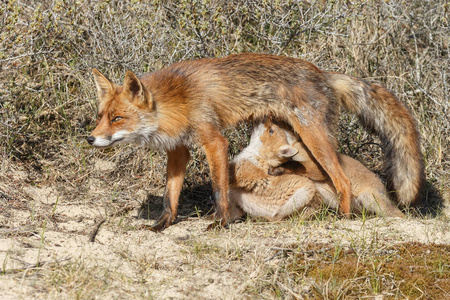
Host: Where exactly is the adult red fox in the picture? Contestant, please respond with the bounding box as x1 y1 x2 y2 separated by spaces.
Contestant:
87 53 423 231
228 121 404 221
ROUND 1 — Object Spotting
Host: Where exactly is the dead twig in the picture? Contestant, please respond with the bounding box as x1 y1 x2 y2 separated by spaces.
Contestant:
88 204 134 243
0 226 34 235
265 247 294 262
88 219 106 243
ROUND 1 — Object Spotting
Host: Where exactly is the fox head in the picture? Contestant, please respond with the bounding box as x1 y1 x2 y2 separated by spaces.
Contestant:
87 69 155 148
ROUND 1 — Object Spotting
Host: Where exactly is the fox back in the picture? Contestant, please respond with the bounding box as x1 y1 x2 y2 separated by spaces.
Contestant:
88 54 340 151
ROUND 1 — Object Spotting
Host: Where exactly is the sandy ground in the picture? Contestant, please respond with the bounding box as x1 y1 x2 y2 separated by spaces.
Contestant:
1 165 449 299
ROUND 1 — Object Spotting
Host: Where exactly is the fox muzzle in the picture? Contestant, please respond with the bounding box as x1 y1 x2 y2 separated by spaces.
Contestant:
87 136 95 145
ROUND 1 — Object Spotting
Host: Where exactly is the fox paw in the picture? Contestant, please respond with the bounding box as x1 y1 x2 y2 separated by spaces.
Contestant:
206 220 226 231
206 217 229 231
149 212 174 232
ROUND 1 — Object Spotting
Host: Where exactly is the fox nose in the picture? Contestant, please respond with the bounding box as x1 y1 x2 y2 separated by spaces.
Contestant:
87 136 95 145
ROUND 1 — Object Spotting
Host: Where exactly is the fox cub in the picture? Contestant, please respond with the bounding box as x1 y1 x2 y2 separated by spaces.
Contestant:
229 121 404 221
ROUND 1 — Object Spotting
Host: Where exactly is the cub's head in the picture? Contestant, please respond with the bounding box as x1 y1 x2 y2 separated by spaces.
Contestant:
87 69 155 148
257 121 311 166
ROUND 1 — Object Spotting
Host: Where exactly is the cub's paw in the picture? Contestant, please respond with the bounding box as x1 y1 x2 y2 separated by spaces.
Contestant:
268 166 287 176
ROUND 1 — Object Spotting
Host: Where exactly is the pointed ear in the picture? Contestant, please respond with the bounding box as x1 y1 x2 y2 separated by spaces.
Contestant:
92 68 114 100
123 70 152 107
278 145 298 159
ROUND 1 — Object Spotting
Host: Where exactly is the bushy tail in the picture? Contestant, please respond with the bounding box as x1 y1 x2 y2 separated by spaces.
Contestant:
327 72 425 207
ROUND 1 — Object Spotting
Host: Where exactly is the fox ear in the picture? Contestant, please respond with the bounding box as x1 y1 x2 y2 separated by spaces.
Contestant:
278 145 298 159
92 68 114 100
123 70 152 107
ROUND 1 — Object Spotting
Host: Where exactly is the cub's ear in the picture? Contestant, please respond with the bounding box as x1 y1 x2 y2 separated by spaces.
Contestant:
123 70 152 107
278 145 298 158
92 68 115 100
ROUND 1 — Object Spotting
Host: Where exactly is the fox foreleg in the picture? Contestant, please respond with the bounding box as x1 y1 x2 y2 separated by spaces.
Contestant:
150 145 190 231
197 124 231 229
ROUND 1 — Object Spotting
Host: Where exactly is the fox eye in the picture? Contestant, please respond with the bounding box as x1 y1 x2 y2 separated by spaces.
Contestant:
269 128 274 135
111 116 123 123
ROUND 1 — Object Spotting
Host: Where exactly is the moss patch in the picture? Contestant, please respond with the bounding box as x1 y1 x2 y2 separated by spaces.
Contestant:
285 242 450 299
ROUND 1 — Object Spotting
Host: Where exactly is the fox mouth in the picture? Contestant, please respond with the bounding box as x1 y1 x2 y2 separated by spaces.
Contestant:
89 136 125 149
109 137 124 146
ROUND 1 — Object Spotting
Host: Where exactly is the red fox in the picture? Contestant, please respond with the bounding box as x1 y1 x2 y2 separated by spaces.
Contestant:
228 121 404 221
87 53 423 230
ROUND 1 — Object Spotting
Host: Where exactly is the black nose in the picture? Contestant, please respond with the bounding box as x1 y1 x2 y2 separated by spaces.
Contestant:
87 136 95 145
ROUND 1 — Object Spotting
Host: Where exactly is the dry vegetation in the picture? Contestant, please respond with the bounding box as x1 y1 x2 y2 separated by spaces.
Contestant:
0 0 449 299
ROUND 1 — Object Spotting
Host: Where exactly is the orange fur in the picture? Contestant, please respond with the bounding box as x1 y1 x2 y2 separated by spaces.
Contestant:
88 53 423 230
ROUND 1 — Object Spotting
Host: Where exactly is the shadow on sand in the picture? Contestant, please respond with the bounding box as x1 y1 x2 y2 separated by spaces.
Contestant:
137 183 215 223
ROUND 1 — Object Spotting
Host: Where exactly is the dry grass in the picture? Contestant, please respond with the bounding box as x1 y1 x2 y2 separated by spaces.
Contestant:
0 0 449 299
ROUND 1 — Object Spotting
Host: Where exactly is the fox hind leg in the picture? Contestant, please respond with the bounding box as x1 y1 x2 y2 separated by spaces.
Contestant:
286 113 352 216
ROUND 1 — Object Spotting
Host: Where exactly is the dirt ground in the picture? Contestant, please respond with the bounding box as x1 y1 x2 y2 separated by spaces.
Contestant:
1 163 449 299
